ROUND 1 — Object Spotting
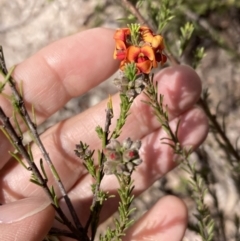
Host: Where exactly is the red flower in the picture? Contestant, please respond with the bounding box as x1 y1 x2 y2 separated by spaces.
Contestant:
155 49 167 65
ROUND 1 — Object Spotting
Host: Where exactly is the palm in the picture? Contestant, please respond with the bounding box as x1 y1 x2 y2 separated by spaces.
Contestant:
0 28 208 241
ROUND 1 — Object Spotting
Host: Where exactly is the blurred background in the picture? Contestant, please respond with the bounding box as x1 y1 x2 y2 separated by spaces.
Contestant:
1 0 240 240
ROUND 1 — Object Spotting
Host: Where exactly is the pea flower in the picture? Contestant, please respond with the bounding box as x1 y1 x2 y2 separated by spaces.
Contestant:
113 25 167 74
127 45 157 74
113 40 127 61
140 26 164 49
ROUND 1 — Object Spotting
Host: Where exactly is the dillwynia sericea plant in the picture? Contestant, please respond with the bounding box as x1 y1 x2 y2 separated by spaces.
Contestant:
75 24 167 241
0 23 198 241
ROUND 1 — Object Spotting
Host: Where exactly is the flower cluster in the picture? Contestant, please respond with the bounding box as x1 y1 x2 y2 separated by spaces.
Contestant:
103 138 142 176
113 73 146 98
75 142 93 160
113 25 167 74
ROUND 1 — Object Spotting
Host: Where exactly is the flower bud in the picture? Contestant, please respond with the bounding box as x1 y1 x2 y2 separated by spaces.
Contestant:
107 139 121 150
135 78 144 88
112 78 122 89
122 137 133 149
123 171 131 176
85 149 92 158
126 162 134 172
103 160 118 175
116 163 127 174
130 140 141 150
132 158 142 166
136 88 142 95
126 89 137 98
128 81 135 89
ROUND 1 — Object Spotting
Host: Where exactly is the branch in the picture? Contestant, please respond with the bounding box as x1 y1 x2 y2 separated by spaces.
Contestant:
121 0 152 28
0 46 89 241
0 107 82 239
198 97 240 162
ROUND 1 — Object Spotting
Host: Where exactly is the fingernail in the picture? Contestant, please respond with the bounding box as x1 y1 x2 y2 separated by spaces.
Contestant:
0 197 51 224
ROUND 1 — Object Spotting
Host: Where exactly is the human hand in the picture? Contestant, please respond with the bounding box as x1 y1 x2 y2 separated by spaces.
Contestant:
0 28 208 241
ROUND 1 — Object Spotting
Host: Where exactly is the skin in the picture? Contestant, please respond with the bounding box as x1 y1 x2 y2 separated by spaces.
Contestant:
0 28 208 241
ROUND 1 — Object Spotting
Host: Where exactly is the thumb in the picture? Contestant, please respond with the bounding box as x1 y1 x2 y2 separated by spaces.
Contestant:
0 197 55 241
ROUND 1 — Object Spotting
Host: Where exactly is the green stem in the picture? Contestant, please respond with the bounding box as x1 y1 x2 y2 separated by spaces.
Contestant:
111 94 133 139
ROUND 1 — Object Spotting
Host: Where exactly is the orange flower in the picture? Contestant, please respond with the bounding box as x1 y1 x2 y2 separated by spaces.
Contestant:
140 26 167 65
113 28 130 61
113 26 167 74
140 26 164 49
114 28 130 42
113 40 127 60
127 45 157 74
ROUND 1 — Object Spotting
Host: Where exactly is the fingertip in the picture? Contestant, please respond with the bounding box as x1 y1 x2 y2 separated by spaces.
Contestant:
124 195 188 241
4 27 119 124
0 199 55 241
155 65 202 118
159 195 188 222
178 106 209 148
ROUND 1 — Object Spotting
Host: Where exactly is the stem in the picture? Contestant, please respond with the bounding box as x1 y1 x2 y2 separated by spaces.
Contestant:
198 97 240 162
85 107 113 240
121 0 151 28
110 94 133 139
144 74 215 241
49 227 78 239
0 46 89 241
178 5 240 61
120 1 179 65
144 74 178 143
0 107 82 240
100 174 135 241
184 157 214 241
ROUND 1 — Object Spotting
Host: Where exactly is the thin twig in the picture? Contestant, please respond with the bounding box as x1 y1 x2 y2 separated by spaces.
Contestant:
0 107 81 239
121 0 152 28
198 97 240 162
0 46 89 241
49 227 77 239
85 107 113 240
120 0 180 65
178 5 240 60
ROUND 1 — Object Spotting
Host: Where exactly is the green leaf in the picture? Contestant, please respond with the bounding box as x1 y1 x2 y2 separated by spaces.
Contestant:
40 158 48 181
95 126 104 139
50 165 60 180
30 178 43 186
10 151 28 169
53 195 59 208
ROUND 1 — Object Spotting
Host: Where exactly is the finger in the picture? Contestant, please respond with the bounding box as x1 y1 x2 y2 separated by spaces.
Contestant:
0 65 203 203
117 64 202 140
1 28 118 120
0 65 205 205
0 27 118 168
123 196 187 241
155 64 201 119
65 106 208 224
0 197 54 241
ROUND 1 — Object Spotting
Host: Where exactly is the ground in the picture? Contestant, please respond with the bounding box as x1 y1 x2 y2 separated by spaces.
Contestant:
1 1 240 241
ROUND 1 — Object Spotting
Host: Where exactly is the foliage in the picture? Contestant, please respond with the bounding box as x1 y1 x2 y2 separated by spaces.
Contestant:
1 0 240 241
